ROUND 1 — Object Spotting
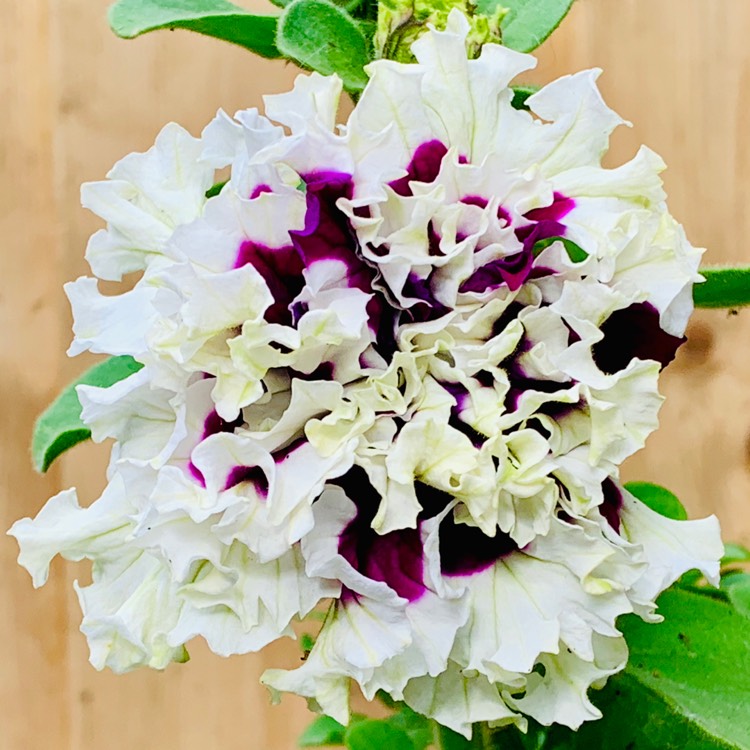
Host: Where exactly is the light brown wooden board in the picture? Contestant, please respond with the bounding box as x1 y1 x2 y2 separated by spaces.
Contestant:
1 0 748 747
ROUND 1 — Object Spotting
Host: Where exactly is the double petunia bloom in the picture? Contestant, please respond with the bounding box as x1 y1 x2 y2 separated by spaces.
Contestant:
10 12 722 738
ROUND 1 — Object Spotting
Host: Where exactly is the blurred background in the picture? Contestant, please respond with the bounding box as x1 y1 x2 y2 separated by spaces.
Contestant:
2 0 749 747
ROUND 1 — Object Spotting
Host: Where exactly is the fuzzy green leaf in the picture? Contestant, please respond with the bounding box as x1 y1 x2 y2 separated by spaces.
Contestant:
545 588 750 749
276 0 370 91
299 715 347 746
109 0 281 59
624 481 688 521
477 0 574 53
694 267 750 309
344 720 414 750
32 356 143 473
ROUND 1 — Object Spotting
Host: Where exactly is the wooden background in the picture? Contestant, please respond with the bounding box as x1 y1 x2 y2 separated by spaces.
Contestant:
2 0 750 747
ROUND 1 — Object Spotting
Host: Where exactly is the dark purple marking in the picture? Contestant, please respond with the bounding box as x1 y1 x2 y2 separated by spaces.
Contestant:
292 171 397 364
235 240 305 326
367 241 389 258
416 483 518 576
269 340 293 355
250 183 273 200
448 415 487 448
456 192 573 295
427 221 443 257
592 302 686 375
440 380 486 447
459 248 534 294
402 272 450 323
601 478 623 532
291 301 308 326
461 195 511 227
289 362 335 381
500 338 571 413
523 416 553 440
515 193 575 258
224 464 269 496
527 265 556 280
475 369 496 388
490 302 525 339
525 193 576 223
292 172 379 295
461 195 488 209
291 172 355 271
334 468 519 597
564 321 582 346
535 397 582 421
274 436 306 463
188 462 206 486
440 513 518 576
220 437 306 494
440 380 469 409
202 410 244 440
389 140 448 197
188 409 245 487
515 220 568 251
335 467 426 602
503 372 570 414
372 304 399 363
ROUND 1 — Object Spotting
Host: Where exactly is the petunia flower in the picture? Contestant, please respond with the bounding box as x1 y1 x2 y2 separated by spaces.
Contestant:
9 10 722 738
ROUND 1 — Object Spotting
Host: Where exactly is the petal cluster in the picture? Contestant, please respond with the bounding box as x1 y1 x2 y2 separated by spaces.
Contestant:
10 12 722 736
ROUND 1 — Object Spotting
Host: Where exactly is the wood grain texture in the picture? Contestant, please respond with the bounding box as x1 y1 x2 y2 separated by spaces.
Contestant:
1 0 749 748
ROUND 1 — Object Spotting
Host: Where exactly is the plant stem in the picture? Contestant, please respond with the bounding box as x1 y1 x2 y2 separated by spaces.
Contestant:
480 722 494 749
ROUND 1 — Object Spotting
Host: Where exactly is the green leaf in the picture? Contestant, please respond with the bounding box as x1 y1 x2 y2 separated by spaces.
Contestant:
32 356 143 473
385 707 433 750
276 0 370 91
624 481 688 521
205 180 227 198
510 85 539 111
299 715 347 747
532 236 588 264
109 0 281 59
344 719 414 750
481 0 575 53
722 573 750 619
722 543 750 567
545 588 750 749
300 633 316 653
694 267 750 309
434 725 481 750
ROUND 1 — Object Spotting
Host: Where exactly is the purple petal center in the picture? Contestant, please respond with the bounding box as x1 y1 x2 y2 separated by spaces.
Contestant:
334 468 520 599
189 409 245 487
235 241 305 326
592 302 686 374
601 478 623 532
417 483 518 576
336 467 425 602
459 193 577 295
389 140 449 197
